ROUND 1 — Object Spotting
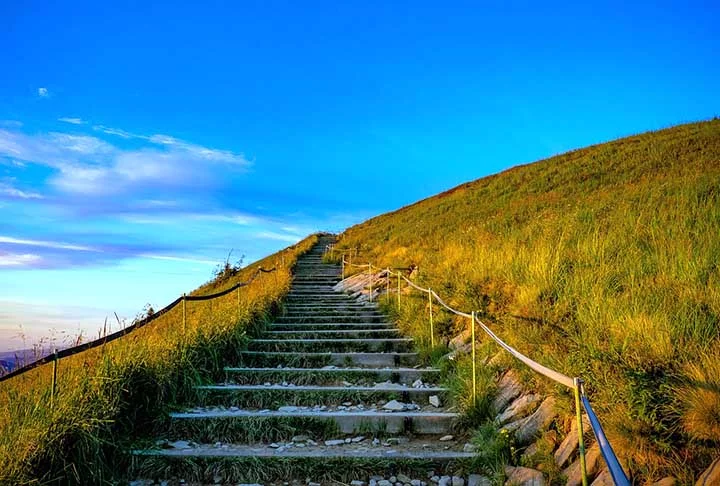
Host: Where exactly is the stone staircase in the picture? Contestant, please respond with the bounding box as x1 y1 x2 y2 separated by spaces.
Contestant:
132 236 474 485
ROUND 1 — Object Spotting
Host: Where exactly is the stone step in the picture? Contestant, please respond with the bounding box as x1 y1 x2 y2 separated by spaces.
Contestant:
274 315 387 323
194 384 449 407
223 366 441 385
262 329 400 339
247 338 414 353
131 441 474 484
269 322 393 331
238 351 419 367
168 408 459 436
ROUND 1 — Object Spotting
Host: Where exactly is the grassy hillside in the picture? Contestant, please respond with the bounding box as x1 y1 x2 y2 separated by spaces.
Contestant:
0 235 317 484
336 119 720 482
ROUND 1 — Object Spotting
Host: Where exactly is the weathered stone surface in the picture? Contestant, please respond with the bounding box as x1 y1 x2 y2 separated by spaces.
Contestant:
383 399 406 411
563 443 601 486
554 414 591 467
492 369 523 412
696 457 720 486
449 327 471 350
168 440 192 449
496 393 541 424
652 478 676 486
439 435 454 441
590 468 613 486
514 397 558 445
452 476 465 486
467 475 491 486
504 466 545 486
429 395 441 407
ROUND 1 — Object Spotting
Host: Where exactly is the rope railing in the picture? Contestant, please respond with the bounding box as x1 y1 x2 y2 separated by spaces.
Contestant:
333 250 630 486
0 266 278 384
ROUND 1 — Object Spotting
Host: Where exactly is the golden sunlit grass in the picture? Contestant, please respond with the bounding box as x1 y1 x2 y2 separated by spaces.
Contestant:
335 119 720 482
0 235 318 484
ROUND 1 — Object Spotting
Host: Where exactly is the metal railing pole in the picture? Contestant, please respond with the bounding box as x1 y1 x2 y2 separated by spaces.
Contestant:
574 377 589 486
342 258 345 280
386 268 390 298
51 348 58 409
397 271 401 306
369 264 373 302
471 311 477 403
428 289 434 348
182 293 187 334
236 286 241 318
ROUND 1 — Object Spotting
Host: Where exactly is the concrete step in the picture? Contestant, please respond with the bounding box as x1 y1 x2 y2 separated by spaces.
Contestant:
168 408 459 435
193 384 449 407
238 351 419 367
131 441 474 484
274 315 387 323
223 366 441 385
269 322 393 331
262 329 400 339
247 338 414 353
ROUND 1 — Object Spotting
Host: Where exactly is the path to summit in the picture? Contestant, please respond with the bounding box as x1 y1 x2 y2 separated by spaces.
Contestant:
132 235 476 485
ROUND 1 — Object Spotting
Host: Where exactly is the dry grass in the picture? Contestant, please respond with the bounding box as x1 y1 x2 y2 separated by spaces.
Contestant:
334 119 720 482
0 235 318 484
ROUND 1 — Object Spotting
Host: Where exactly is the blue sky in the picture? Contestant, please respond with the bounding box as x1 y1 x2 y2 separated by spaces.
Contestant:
1 1 718 352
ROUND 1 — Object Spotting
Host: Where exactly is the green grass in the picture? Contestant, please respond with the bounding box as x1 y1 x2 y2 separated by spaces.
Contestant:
333 119 720 483
0 235 319 485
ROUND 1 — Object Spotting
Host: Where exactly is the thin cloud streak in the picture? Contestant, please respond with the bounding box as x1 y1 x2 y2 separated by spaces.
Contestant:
0 236 99 252
139 254 219 266
0 253 42 267
58 117 86 125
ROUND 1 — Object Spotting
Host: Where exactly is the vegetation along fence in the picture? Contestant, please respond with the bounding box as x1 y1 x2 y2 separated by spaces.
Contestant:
330 244 630 486
0 267 277 389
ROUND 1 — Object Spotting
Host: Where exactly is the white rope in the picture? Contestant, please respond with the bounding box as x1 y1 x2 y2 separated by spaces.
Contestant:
351 260 574 389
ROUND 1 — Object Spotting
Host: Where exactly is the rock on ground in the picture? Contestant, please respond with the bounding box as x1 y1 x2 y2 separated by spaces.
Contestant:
492 369 523 412
564 443 601 486
554 413 591 467
504 466 545 486
696 457 720 486
514 397 558 445
496 393 541 425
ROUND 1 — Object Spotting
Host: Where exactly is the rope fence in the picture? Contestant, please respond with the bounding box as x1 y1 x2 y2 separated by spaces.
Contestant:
333 248 629 486
0 266 278 385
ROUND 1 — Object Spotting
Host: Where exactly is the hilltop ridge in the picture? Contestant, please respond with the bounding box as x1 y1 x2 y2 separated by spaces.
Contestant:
337 119 720 482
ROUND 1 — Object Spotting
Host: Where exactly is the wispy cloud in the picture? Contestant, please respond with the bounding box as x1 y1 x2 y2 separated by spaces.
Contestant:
37 87 49 98
0 235 99 252
255 231 302 243
58 117 86 125
0 182 43 200
139 254 219 266
0 125 250 198
0 252 42 267
0 120 23 128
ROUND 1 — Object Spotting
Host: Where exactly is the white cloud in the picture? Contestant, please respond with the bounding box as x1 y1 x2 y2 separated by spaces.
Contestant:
0 235 98 252
58 117 86 125
0 253 42 267
0 124 250 197
0 120 23 128
92 125 137 139
139 254 219 266
0 183 43 200
256 231 302 243
38 87 49 98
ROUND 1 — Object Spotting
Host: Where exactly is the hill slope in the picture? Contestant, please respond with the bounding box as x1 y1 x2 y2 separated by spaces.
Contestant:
337 119 720 481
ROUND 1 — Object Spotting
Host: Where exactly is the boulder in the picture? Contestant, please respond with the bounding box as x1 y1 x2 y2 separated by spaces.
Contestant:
696 457 720 486
467 475 491 486
554 414 591 467
563 443 601 486
514 397 558 445
492 369 524 412
497 394 541 424
449 327 471 350
652 478 676 486
504 466 545 486
590 468 613 486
